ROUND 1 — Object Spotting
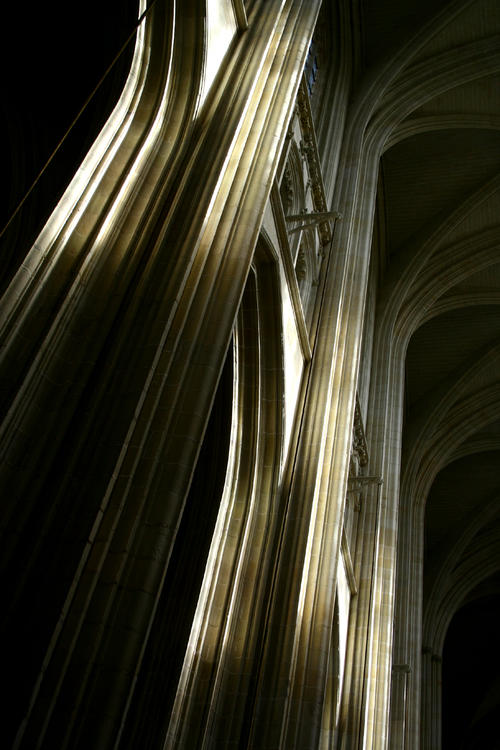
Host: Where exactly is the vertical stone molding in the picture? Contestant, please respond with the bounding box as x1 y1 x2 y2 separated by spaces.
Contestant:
2 1 499 748
1 2 322 747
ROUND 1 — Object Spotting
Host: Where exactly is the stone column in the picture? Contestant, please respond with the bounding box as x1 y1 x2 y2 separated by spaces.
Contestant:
1 1 322 747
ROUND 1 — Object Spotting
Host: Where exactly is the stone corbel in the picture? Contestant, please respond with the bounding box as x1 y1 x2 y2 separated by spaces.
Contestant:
347 476 383 491
285 210 341 234
346 475 383 512
392 663 412 674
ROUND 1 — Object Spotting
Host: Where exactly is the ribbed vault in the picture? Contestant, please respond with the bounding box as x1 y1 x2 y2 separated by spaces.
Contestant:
1 1 499 748
360 0 500 746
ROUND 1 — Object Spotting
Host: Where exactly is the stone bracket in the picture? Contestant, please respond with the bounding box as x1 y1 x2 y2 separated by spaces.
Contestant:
285 210 342 234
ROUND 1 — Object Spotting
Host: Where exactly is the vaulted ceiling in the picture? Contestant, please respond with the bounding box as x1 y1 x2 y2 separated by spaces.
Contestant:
362 0 500 743
2 1 498 742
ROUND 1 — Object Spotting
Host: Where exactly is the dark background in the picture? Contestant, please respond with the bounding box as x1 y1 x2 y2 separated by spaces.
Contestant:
1 0 140 291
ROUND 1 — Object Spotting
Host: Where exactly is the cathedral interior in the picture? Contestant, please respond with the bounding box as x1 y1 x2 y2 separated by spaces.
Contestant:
2 1 500 748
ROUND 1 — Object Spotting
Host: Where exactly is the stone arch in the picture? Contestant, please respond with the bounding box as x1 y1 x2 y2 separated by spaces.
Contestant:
2 3 322 745
165 236 285 748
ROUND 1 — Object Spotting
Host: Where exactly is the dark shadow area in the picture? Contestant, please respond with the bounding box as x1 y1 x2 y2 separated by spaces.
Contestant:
1 0 140 292
121 342 234 748
442 589 500 749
